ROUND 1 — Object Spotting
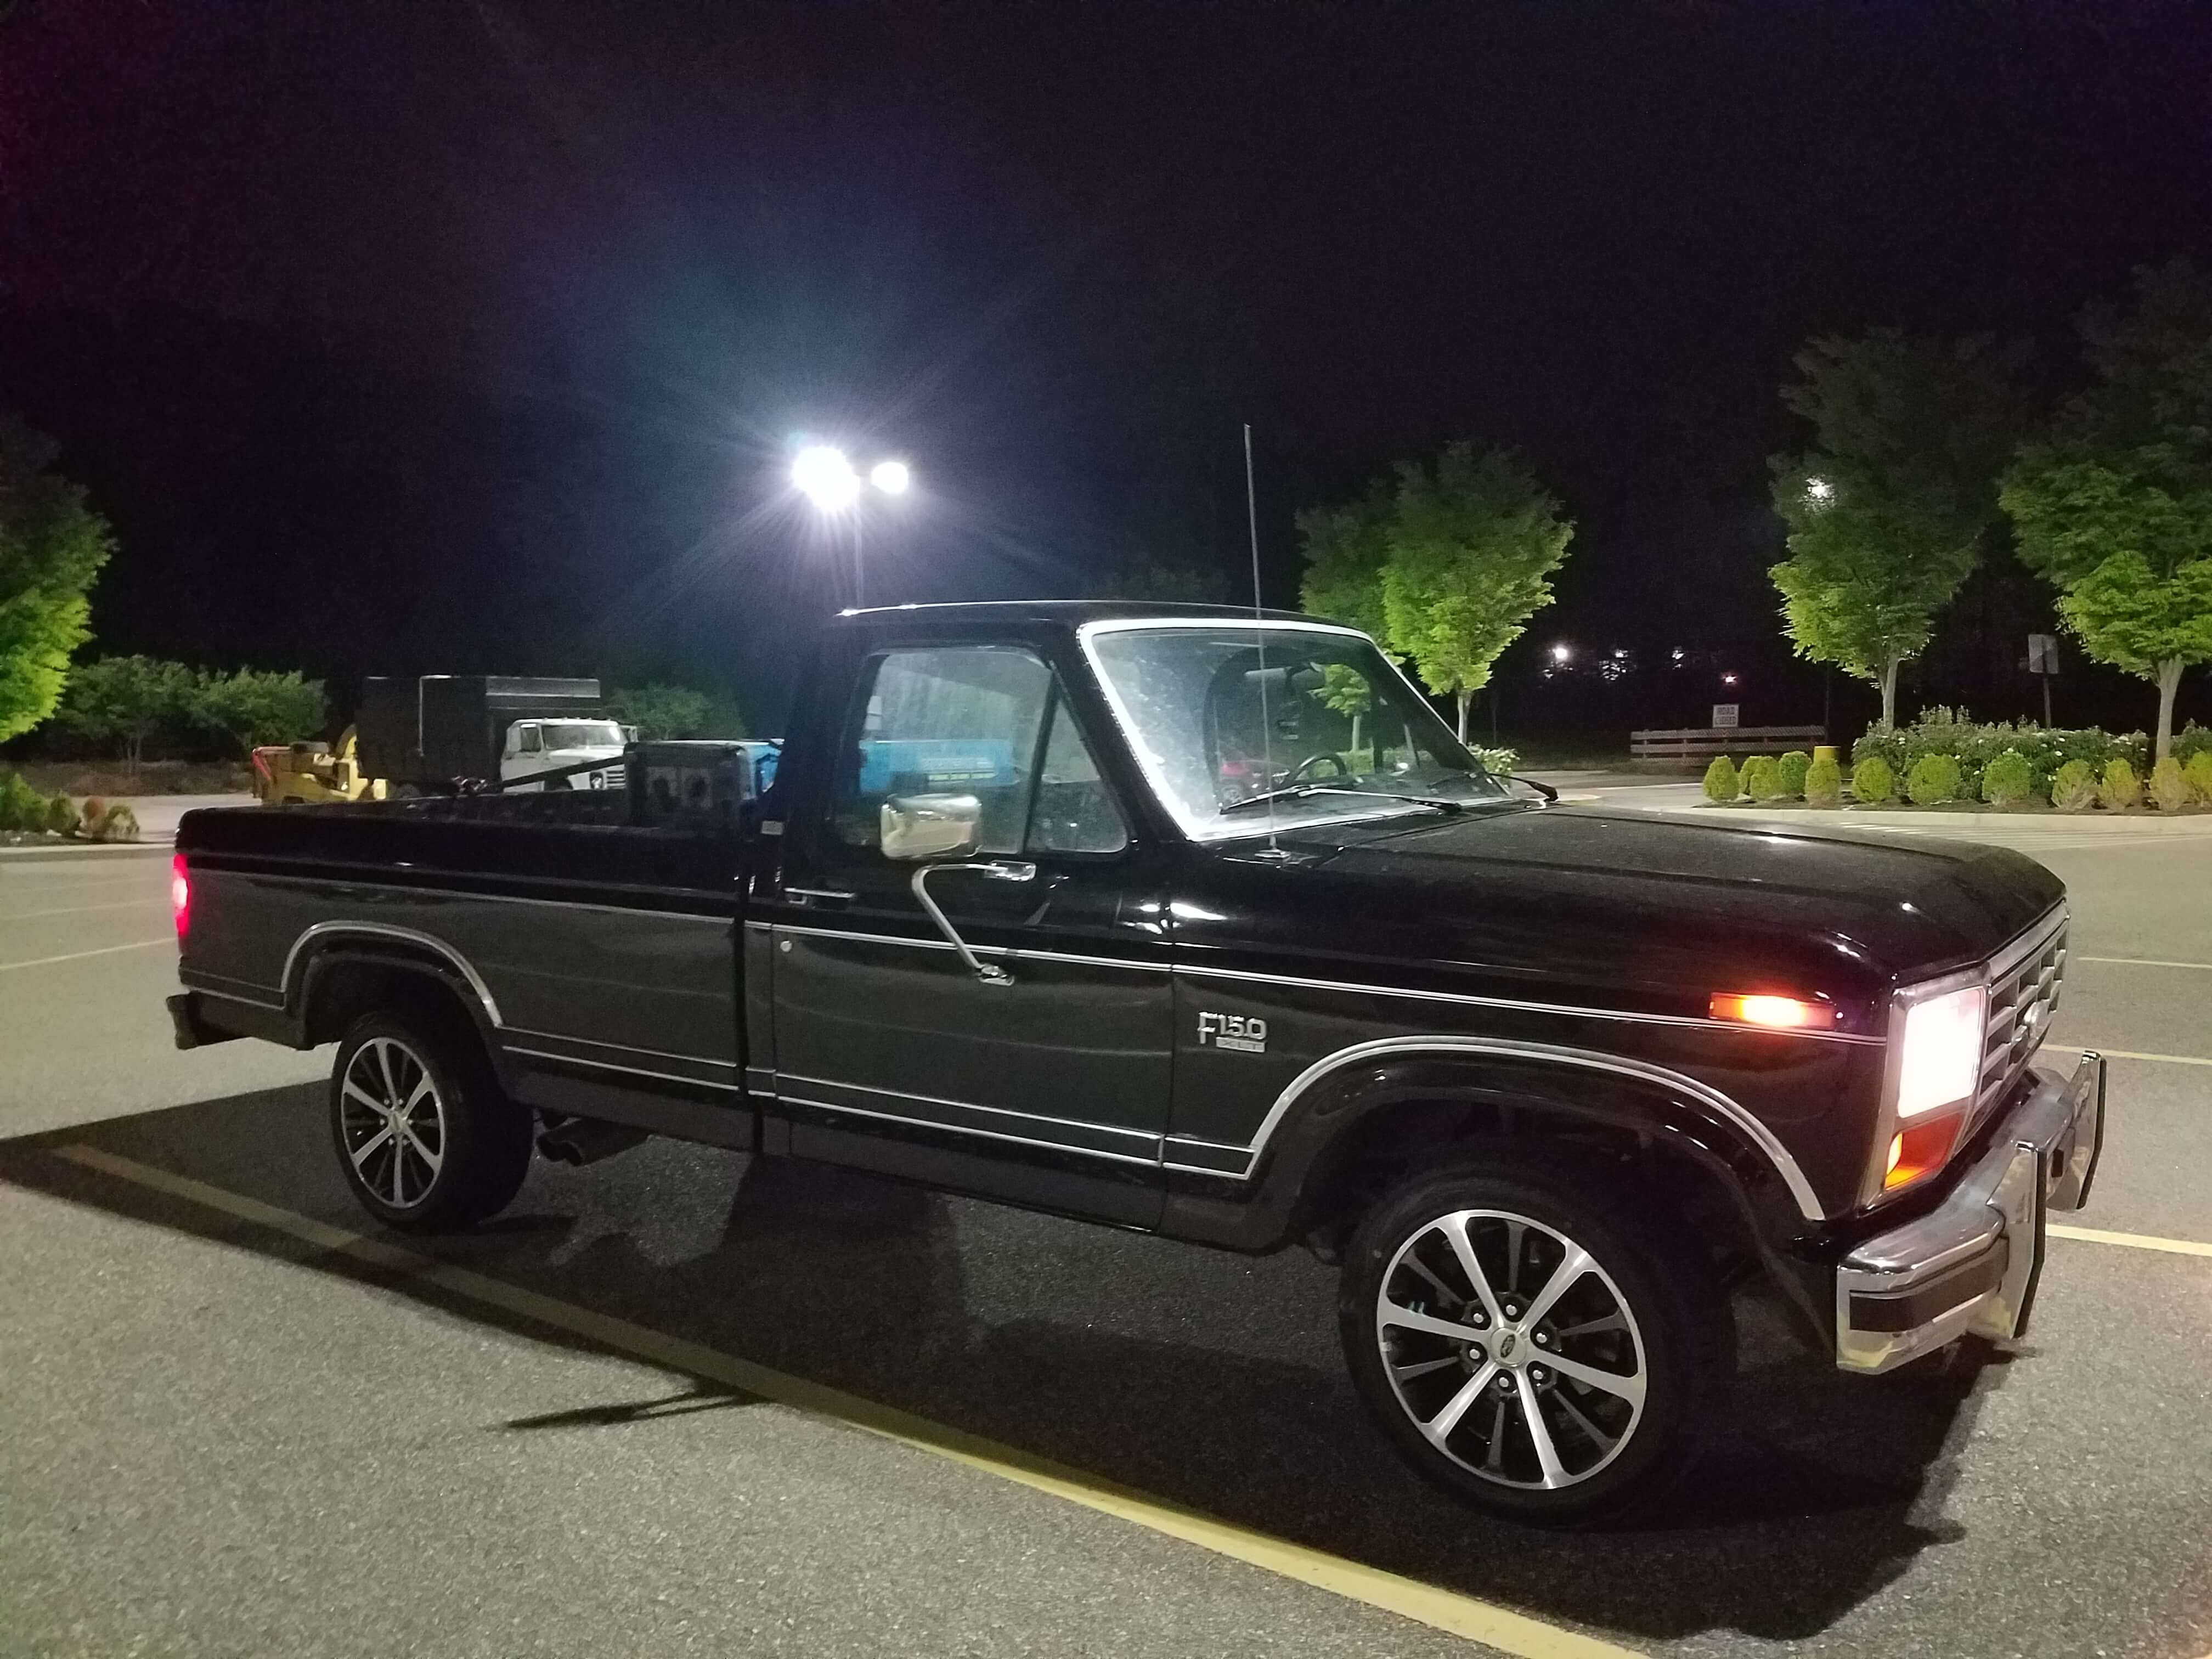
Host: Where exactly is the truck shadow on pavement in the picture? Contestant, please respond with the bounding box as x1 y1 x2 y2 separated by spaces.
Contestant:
2 1083 2006 1647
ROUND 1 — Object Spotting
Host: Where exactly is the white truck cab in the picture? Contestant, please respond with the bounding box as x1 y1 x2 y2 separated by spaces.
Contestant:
500 719 634 791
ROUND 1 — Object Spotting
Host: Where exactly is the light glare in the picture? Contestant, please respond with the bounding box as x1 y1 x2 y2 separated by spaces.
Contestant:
792 444 860 510
1710 992 1825 1029
870 460 911 495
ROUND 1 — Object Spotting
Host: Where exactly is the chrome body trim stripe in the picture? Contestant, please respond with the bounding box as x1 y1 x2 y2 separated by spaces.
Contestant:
1175 960 1884 1046
1229 1035 1828 1220
199 862 734 922
503 1026 738 1071
185 981 289 1012
776 1093 1162 1169
504 1046 748 1093
770 921 1170 974
281 922 506 1026
777 1071 1161 1142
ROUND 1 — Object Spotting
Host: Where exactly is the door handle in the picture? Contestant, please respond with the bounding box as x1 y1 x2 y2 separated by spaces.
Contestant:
911 861 1032 985
785 886 856 908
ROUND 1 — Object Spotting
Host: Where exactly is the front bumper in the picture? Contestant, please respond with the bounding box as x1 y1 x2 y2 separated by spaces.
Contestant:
1835 1048 2106 1373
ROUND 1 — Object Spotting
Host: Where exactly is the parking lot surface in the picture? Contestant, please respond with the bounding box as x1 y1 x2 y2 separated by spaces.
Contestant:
3 820 2209 1658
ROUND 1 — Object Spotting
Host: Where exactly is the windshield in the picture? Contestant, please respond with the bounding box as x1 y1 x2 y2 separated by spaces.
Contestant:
539 721 624 751
1082 621 1509 840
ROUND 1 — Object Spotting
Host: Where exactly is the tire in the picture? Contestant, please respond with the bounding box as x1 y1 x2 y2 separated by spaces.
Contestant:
329 1007 533 1232
1339 1154 1730 1525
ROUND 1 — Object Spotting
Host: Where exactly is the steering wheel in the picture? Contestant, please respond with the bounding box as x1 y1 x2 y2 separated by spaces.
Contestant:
1284 751 1351 785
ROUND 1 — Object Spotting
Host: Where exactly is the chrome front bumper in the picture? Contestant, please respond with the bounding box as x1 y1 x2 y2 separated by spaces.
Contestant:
1835 1048 2106 1374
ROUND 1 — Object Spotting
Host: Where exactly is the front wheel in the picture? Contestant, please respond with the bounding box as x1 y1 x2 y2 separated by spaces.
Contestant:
330 1009 532 1232
1340 1157 1729 1525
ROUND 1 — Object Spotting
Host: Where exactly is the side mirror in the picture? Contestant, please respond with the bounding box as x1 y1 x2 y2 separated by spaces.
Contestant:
881 793 983 861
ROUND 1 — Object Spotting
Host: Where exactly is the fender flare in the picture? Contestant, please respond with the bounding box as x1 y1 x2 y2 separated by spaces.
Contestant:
284 923 509 1080
1240 1036 1827 1223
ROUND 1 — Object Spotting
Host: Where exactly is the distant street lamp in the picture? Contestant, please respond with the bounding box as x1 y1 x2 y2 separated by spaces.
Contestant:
1549 643 1572 664
790 445 912 606
1805 476 1835 506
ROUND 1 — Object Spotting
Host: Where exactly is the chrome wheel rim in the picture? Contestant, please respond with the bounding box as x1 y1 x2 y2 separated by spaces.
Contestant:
339 1037 447 1209
1374 1207 1647 1490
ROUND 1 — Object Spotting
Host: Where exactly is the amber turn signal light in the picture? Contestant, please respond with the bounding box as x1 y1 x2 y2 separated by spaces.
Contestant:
1883 1111 1965 1191
1708 992 1833 1030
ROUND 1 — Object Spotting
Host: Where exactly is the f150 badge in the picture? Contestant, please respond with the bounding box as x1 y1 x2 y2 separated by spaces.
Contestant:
1198 1012 1268 1053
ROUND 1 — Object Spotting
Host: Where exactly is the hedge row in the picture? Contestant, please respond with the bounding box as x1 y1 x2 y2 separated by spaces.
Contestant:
1703 744 2212 810
1847 712 2212 809
0 773 140 841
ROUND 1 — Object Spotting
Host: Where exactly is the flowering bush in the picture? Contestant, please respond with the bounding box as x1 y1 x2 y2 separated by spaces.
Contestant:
1853 708 2147 805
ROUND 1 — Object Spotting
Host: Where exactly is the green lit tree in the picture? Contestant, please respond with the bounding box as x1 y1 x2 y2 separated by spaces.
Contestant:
1295 481 1394 640
604 683 714 741
1769 329 2028 729
1381 442 1573 740
2001 259 2212 759
188 668 328 757
53 655 195 773
0 416 113 742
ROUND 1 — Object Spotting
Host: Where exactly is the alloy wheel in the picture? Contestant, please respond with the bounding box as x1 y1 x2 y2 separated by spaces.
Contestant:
337 1036 448 1210
1373 1207 1647 1490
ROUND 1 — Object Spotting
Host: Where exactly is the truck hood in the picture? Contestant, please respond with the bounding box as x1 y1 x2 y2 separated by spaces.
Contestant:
1204 803 2062 1029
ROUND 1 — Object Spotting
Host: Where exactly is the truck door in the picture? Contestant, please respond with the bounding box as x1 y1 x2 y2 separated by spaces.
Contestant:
766 641 1171 1227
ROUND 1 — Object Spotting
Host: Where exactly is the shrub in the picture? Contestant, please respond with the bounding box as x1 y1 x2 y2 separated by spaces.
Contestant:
2176 722 2212 767
1470 745 1520 776
1701 756 1739 803
1980 750 2034 807
1906 753 1962 806
1853 708 2148 805
1804 756 1843 808
0 771 43 832
79 795 108 837
44 793 79 836
1775 750 1810 797
2150 756 2190 812
1741 754 1784 802
93 802 140 842
2188 751 2212 806
2051 760 2097 811
2099 758 2139 811
1852 754 1895 805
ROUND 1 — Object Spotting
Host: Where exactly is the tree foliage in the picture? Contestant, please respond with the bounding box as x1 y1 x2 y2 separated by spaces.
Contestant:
603 683 716 741
188 668 327 756
0 416 114 742
2001 259 2212 758
1768 329 2027 728
53 655 196 770
1298 442 1573 738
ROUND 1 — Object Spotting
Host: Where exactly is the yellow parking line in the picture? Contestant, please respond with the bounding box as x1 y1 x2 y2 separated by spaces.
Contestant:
2049 1223 2212 1260
52 1145 1641 1659
0 938 171 973
2075 956 2212 972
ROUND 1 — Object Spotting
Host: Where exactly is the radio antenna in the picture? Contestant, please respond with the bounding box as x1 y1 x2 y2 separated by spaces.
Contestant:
1244 422 1281 854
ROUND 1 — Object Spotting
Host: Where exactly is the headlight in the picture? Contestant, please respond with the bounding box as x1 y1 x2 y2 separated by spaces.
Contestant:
1895 984 1987 1118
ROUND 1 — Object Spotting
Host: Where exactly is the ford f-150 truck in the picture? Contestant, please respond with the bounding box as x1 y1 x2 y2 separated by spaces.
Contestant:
166 602 2104 1522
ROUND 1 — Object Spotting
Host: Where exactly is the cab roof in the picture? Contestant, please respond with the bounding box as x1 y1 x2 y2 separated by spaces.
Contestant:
829 599 1328 631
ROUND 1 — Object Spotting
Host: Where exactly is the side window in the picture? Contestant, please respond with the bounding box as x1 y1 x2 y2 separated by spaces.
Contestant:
1026 699 1130 854
516 725 542 754
830 647 1051 855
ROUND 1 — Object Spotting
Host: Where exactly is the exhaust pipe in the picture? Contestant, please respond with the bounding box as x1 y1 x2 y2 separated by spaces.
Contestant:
537 1119 651 1167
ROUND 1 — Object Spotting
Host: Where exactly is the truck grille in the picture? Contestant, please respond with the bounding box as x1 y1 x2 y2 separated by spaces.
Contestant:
1974 908 2067 1125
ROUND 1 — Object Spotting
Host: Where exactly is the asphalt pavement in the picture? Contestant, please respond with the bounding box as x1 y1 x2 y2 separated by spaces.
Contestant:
3 810 2210 1659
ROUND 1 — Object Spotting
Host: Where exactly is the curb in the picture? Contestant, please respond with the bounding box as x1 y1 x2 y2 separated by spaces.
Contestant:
0 841 171 864
1634 804 2212 834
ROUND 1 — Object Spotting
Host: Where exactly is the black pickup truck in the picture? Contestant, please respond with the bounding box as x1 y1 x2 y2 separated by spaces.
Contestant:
168 601 2104 1522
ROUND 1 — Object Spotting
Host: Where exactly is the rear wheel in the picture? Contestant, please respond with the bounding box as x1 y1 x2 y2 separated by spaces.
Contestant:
330 1009 532 1231
1340 1156 1728 1525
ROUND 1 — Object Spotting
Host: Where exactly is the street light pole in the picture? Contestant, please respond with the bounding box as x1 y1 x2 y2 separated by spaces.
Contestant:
789 445 909 610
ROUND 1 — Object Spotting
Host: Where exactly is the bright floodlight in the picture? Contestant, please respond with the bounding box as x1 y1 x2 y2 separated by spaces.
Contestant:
870 460 911 495
792 445 860 510
1550 643 1572 664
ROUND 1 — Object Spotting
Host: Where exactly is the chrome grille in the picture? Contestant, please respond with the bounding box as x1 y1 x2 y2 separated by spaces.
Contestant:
1975 909 2067 1125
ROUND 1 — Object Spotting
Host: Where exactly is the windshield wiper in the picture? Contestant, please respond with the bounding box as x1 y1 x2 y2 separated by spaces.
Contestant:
1220 785 1470 816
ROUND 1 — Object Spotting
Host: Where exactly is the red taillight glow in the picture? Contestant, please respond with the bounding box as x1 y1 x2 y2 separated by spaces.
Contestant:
171 854 190 942
1709 992 1832 1029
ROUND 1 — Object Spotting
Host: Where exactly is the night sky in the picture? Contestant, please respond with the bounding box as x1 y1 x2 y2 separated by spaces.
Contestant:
4 1 2209 736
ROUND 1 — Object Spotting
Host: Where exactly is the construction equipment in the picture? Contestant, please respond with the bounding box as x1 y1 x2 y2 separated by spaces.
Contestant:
252 727 386 806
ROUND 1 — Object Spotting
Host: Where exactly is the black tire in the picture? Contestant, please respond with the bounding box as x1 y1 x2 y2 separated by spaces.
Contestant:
329 1007 532 1232
1339 1154 1730 1526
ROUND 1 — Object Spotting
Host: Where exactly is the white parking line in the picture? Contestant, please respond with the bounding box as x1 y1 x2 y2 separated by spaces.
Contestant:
2076 956 2212 972
0 899 161 923
0 939 172 973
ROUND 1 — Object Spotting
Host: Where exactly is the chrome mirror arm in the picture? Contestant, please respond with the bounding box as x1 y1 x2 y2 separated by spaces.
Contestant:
911 860 1035 985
